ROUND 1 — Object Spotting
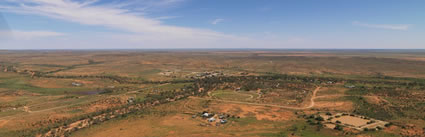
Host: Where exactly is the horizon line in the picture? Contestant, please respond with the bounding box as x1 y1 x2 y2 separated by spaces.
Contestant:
1 48 425 53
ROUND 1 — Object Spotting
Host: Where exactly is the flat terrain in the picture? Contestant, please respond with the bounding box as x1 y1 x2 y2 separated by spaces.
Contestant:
0 50 425 137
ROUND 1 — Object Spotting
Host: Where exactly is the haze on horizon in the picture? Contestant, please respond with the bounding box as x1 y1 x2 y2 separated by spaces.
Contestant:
0 0 424 49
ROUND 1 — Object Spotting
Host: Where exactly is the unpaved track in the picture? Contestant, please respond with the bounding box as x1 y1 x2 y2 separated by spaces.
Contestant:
305 86 320 109
190 87 321 110
0 104 79 128
0 99 93 121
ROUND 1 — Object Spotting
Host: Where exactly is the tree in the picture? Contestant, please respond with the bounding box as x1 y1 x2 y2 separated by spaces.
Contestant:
384 122 393 127
326 112 332 116
334 124 343 131
315 116 324 121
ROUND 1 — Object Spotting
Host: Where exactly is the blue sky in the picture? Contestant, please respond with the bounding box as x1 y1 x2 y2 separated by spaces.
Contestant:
0 0 424 49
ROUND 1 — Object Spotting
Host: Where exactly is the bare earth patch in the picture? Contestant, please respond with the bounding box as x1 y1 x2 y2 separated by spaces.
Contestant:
209 102 294 121
332 116 369 127
314 101 353 111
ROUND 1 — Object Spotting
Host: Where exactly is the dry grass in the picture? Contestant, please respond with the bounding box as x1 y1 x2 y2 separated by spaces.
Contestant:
72 99 293 137
2 50 425 79
1 50 425 136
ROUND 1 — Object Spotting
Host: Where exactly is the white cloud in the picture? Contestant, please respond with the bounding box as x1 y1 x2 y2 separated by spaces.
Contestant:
352 21 411 31
211 18 224 25
154 16 180 20
0 0 228 37
0 0 307 49
1 30 65 40
13 30 65 39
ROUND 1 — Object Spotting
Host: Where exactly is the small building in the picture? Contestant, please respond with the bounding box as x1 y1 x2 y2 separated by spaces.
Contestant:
220 119 228 124
127 97 135 104
107 86 115 88
202 113 209 117
72 82 82 87
345 85 356 88
208 117 216 122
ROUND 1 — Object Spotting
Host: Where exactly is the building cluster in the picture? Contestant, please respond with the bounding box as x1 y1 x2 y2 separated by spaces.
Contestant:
190 71 224 79
71 82 83 87
193 111 237 127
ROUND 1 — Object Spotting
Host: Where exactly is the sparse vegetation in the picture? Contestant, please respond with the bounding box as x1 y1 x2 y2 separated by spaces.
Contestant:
1 50 425 137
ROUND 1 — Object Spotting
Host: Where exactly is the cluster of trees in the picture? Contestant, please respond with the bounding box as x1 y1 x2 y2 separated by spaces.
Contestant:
347 78 425 121
194 75 318 91
0 65 18 73
350 96 397 121
345 78 425 90
0 103 26 110
4 62 425 90
305 115 324 129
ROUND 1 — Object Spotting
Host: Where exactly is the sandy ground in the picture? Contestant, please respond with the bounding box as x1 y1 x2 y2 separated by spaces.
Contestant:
209 103 293 121
332 116 370 127
313 101 353 111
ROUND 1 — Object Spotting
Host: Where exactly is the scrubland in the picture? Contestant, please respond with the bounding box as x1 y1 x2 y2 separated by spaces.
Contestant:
0 50 424 137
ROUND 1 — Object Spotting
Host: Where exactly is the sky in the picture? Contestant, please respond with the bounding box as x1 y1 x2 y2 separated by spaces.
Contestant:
0 0 424 49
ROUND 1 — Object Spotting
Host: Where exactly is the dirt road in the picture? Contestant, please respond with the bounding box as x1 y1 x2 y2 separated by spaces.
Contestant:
305 86 320 109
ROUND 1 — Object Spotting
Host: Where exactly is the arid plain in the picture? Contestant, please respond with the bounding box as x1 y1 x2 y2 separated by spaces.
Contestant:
1 50 425 137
